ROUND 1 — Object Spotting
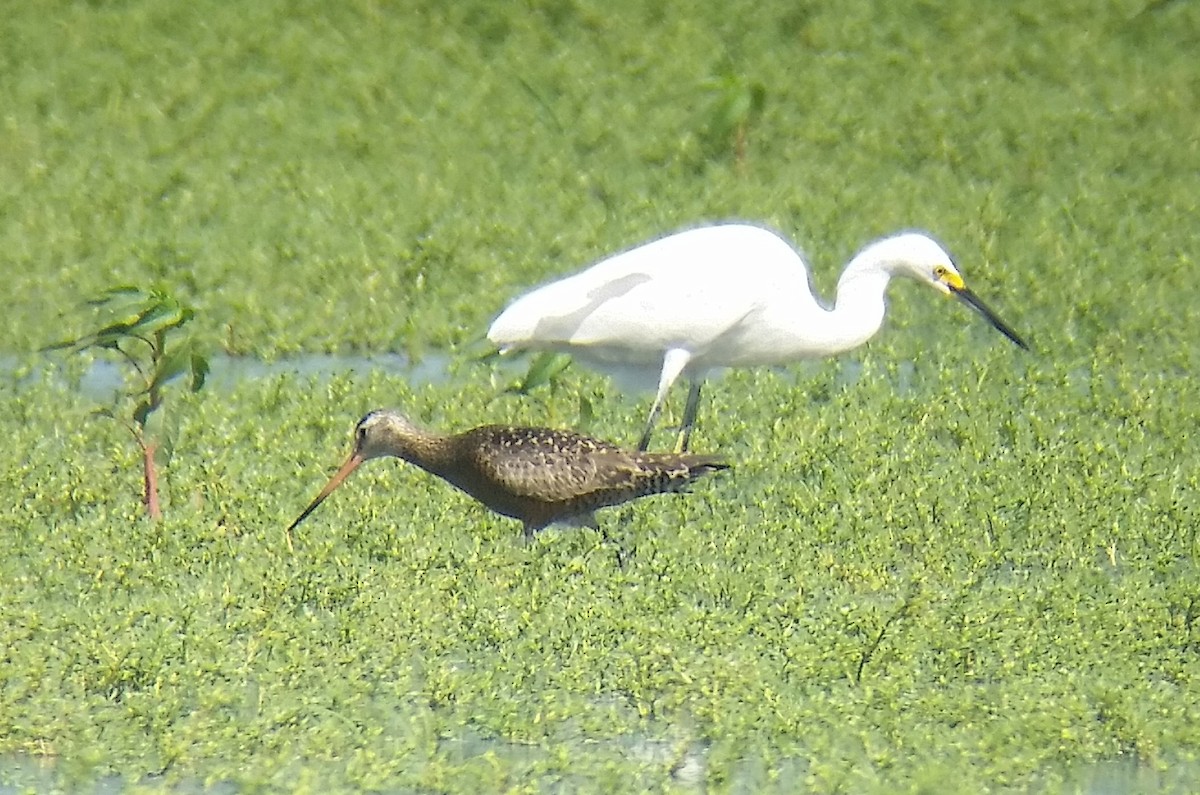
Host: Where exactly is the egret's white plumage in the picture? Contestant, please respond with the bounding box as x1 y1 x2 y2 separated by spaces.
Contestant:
489 224 1027 451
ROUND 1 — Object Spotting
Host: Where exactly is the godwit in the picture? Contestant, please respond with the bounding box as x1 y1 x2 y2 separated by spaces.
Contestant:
488 224 1028 452
286 409 728 543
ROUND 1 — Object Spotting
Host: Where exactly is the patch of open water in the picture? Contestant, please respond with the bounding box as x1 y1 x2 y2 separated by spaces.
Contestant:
1 352 458 400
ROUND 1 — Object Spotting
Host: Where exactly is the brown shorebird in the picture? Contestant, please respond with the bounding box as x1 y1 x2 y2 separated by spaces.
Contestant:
286 409 728 543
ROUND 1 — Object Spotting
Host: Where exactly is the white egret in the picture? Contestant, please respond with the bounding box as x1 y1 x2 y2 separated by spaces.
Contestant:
488 224 1028 452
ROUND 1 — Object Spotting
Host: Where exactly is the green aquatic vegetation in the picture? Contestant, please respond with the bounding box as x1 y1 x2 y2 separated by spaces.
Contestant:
490 351 600 435
497 351 573 398
45 287 209 520
2 361 1197 791
1 0 1199 790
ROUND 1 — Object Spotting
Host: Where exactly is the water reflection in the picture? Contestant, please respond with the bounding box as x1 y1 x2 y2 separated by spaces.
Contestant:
4 351 935 404
4 352 454 400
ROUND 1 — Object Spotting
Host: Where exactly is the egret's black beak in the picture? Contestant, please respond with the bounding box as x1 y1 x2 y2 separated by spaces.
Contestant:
949 284 1029 350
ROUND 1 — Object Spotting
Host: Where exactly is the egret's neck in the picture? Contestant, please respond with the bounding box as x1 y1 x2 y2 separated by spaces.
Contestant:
745 262 892 362
820 259 893 353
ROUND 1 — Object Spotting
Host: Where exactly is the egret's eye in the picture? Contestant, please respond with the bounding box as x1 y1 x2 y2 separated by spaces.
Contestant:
933 265 949 279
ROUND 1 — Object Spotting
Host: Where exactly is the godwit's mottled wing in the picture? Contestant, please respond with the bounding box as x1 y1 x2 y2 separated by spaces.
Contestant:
467 426 632 503
469 426 727 504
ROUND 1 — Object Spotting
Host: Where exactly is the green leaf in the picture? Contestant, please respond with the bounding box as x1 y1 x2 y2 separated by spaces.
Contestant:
85 288 159 337
577 394 595 429
84 288 153 329
149 341 193 395
88 319 143 349
44 287 198 355
506 352 571 395
189 352 210 392
41 336 85 352
46 292 160 353
132 396 157 429
123 297 187 340
86 285 147 306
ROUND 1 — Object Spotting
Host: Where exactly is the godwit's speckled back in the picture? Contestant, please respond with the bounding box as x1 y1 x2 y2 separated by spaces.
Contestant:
451 424 727 535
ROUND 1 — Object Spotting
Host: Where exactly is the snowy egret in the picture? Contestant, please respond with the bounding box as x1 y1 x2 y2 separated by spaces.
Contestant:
488 224 1028 452
286 409 728 542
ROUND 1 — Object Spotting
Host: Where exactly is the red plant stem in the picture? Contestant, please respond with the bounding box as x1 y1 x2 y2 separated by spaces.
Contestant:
143 441 162 521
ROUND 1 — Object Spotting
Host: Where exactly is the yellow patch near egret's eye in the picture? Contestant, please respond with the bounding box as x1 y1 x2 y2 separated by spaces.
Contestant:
935 266 965 291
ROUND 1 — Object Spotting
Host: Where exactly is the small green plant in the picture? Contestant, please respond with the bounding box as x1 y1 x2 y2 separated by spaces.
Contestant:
487 350 596 431
501 351 573 397
47 287 209 520
699 68 767 171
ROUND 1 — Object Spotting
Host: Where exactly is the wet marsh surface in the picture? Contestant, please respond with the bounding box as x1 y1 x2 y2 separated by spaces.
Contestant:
2 0 1199 791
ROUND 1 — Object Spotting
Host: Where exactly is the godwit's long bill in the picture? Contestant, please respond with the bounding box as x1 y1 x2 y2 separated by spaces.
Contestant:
286 450 365 536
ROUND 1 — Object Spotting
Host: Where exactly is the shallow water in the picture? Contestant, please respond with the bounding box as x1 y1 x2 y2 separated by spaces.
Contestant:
2 351 911 405
1 352 454 400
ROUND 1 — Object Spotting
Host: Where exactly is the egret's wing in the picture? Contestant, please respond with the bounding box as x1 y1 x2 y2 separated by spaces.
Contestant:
489 224 816 353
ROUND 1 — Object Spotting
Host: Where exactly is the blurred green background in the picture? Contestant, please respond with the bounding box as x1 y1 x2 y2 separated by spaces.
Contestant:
2 0 1198 791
